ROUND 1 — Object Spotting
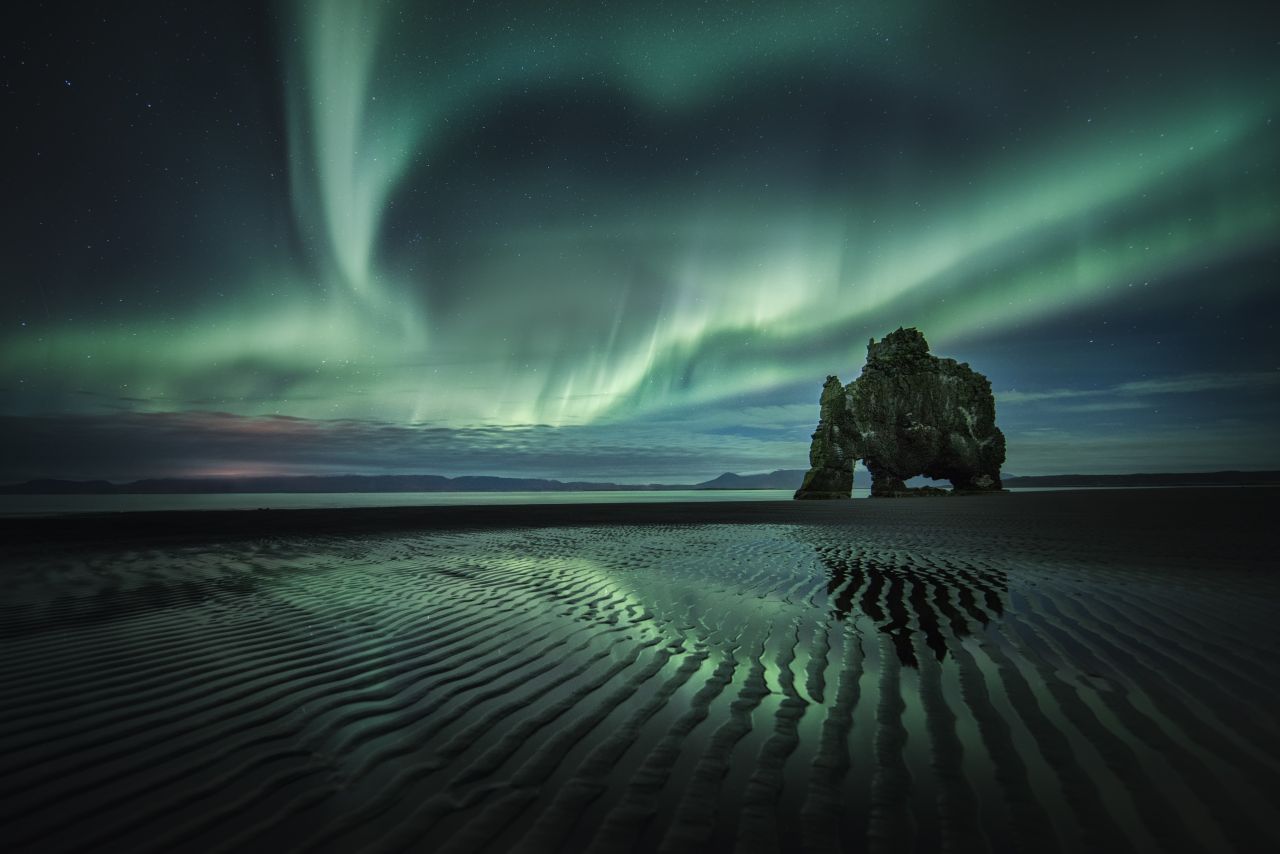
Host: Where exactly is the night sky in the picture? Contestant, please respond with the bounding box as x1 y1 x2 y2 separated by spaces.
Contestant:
3 1 1278 483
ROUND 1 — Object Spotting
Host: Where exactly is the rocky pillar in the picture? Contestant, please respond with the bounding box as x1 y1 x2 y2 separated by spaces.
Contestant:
794 376 856 499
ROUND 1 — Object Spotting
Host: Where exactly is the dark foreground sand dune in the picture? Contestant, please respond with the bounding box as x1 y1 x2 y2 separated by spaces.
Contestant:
1 489 1277 852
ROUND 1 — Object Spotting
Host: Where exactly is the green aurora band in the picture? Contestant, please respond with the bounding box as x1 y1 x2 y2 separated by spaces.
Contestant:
3 0 1277 478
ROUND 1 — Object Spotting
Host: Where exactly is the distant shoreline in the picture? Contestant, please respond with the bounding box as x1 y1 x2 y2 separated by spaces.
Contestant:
2 469 1276 495
2 486 1275 557
1002 470 1280 488
0 471 803 495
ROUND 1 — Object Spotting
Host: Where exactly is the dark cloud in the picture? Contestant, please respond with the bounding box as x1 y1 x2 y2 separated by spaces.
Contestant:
0 411 805 483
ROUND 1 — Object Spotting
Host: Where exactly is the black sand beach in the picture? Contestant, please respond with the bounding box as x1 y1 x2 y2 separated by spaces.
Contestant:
1 488 1277 852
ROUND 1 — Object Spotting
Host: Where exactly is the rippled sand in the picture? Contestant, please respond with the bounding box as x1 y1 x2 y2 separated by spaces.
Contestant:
1 490 1276 852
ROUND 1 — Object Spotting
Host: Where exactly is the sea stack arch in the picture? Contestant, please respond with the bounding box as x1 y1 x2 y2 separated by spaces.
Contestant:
794 327 1006 498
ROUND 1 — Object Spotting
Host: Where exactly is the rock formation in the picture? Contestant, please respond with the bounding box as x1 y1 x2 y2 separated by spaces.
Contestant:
793 376 858 499
794 328 1005 498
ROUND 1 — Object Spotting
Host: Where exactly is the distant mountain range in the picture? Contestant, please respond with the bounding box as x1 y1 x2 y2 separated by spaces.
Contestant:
0 470 813 495
2 469 1275 495
999 471 1280 488
693 470 811 489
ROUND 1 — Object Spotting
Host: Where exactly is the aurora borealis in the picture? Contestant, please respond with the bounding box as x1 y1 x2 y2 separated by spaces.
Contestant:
3 1 1278 482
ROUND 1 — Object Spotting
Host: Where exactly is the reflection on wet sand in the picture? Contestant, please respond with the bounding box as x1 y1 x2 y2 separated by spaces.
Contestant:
816 545 1007 667
0 491 1277 853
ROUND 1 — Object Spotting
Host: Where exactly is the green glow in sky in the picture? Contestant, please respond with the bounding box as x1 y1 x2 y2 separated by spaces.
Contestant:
9 92 1271 424
3 1 1278 478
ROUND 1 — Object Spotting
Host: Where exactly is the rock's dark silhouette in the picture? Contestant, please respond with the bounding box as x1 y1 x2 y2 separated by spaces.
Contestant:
794 328 1005 498
794 376 859 499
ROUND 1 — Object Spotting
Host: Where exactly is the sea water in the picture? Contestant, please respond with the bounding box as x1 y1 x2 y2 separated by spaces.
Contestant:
0 487 1167 516
0 488 827 516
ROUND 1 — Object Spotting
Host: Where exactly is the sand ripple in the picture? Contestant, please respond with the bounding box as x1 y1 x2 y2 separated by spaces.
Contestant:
1 503 1277 852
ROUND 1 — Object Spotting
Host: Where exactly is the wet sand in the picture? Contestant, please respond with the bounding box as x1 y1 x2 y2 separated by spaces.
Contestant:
1 488 1277 852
